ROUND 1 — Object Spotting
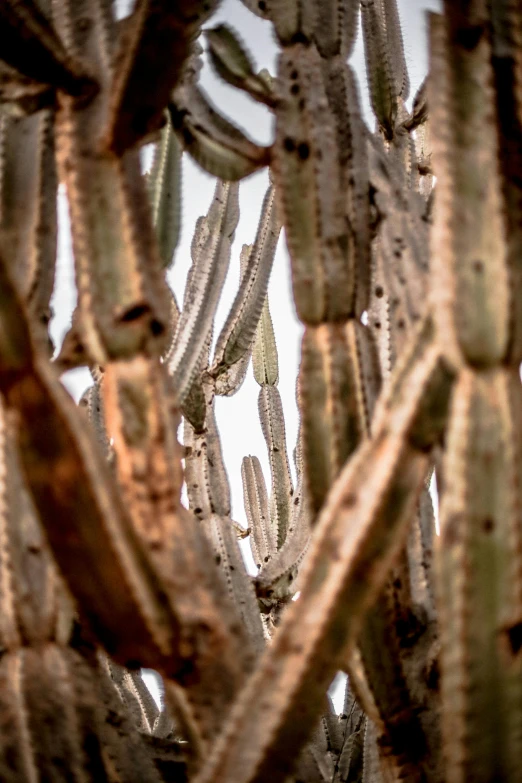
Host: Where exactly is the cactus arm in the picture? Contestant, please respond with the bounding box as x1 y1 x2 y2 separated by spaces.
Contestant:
258 386 293 549
147 115 182 269
214 244 255 396
166 181 239 405
252 297 279 386
428 8 509 368
254 425 311 603
321 58 371 316
191 323 452 783
211 186 280 379
241 455 275 570
184 380 232 520
102 0 219 155
254 500 310 604
437 368 522 782
300 321 381 519
78 383 112 460
254 368 308 605
360 0 397 140
53 0 171 366
0 0 97 100
0 108 57 353
180 351 211 433
273 43 356 324
379 0 410 101
205 25 275 107
169 83 270 181
378 198 430 358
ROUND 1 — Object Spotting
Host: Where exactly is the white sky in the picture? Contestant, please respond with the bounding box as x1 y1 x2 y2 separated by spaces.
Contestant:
51 0 441 707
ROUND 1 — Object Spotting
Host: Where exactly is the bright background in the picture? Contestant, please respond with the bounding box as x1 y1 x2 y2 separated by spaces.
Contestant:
51 0 441 710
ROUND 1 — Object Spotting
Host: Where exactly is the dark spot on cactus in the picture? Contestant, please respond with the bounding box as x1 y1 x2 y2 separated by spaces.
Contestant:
77 16 92 32
290 70 298 80
120 304 150 323
343 492 357 508
294 497 299 505
483 517 494 533
473 259 484 274
288 573 293 582
426 658 440 691
150 319 164 336
230 565 235 571
264 556 269 562
181 127 194 147
291 31 309 45
290 84 299 96
397 318 405 329
297 143 309 160
298 98 305 111
455 24 484 51
374 320 381 329
393 578 402 590
504 622 522 656
194 507 202 514
284 137 295 152
215 554 221 565
375 285 384 298
258 0 266 9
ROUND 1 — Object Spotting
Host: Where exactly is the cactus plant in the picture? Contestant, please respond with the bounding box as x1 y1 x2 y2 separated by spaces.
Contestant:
0 0 519 781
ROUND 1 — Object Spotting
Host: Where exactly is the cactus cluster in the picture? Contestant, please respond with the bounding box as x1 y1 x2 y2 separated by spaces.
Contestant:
0 0 519 781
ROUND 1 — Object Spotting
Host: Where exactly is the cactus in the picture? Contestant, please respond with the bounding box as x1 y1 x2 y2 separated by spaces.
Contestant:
0 0 519 781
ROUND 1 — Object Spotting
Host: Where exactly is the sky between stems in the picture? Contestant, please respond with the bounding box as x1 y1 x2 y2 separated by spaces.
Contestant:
52 0 441 649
